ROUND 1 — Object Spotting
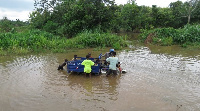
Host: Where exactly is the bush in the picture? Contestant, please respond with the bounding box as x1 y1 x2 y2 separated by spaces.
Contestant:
140 24 200 47
181 24 200 43
0 29 128 55
113 42 121 50
70 30 127 48
161 36 173 46
0 29 69 55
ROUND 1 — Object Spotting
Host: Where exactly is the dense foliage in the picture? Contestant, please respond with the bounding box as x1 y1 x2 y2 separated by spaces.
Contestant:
30 0 200 36
0 0 200 55
0 29 127 55
0 17 29 32
70 30 127 49
140 24 200 47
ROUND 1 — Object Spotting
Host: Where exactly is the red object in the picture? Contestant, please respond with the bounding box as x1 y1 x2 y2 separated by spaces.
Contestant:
119 67 122 73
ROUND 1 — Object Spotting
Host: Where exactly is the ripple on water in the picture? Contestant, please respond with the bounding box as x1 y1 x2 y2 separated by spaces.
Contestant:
1 47 200 111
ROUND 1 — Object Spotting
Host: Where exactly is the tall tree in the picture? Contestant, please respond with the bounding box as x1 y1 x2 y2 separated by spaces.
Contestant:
170 0 199 25
184 0 199 24
31 0 116 37
169 1 186 27
192 0 200 22
120 2 139 31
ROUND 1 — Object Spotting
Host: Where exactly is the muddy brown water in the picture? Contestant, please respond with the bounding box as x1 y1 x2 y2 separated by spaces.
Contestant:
0 46 200 111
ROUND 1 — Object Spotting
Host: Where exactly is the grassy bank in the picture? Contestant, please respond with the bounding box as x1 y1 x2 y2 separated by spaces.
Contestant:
0 29 127 55
140 24 200 48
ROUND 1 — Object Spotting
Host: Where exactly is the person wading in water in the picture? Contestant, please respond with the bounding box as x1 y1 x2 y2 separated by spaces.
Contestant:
106 51 118 77
81 55 95 78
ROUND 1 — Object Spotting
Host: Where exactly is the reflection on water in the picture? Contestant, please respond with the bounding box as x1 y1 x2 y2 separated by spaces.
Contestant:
0 46 200 111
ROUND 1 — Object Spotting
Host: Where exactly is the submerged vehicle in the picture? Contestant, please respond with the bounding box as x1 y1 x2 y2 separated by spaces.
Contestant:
66 54 106 74
66 54 126 75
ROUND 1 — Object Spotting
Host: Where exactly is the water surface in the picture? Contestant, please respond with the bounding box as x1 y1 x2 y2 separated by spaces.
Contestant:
0 46 200 111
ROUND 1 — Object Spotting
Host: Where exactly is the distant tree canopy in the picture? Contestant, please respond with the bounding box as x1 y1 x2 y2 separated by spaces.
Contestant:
169 0 200 25
30 0 117 37
2 0 199 37
0 17 28 32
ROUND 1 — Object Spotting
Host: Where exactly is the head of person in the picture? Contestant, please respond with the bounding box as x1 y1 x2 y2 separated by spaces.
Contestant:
88 53 91 57
74 55 77 60
86 55 90 59
111 51 116 56
110 49 114 53
113 51 116 56
64 59 68 62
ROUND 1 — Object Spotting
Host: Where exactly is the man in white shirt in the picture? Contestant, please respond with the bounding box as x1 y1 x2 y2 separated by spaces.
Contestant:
106 51 118 76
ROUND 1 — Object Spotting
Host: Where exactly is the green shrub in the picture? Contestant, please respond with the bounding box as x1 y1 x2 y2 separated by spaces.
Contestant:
181 24 200 43
70 30 127 48
113 42 121 50
140 24 200 47
161 36 173 46
0 29 128 55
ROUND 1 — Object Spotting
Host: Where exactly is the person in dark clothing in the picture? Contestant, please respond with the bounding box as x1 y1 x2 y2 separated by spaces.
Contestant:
57 59 68 70
102 49 115 66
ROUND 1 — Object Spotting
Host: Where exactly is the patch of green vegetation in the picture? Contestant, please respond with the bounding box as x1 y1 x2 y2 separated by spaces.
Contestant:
71 30 127 48
0 29 127 55
140 24 200 48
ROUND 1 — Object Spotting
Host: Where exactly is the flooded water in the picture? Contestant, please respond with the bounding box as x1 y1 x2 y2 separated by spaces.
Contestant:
0 46 200 111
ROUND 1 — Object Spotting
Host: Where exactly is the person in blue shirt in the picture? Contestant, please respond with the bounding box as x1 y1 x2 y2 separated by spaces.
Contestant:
106 51 118 76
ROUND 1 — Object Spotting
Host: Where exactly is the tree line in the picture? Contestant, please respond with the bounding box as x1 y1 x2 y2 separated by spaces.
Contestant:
28 0 200 37
1 0 199 37
0 0 200 55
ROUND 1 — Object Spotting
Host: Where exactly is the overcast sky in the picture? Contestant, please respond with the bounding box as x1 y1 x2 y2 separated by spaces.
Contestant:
0 0 187 21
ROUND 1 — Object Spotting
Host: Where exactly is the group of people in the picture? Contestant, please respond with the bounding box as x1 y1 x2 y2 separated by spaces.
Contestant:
58 49 120 77
81 49 119 77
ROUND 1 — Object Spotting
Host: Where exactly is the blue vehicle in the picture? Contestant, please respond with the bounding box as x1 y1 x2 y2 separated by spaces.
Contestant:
66 54 107 74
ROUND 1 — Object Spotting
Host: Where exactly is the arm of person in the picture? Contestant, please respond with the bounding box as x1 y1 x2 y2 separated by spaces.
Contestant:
106 57 110 62
91 60 95 66
81 60 85 65
102 52 109 57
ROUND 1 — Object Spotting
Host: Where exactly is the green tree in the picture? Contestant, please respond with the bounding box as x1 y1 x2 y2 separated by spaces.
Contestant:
169 1 187 28
120 2 139 31
0 17 27 32
184 0 199 24
31 0 116 37
170 0 199 26
151 5 159 27
0 17 12 32
137 6 152 29
156 8 174 27
29 10 51 29
192 0 200 22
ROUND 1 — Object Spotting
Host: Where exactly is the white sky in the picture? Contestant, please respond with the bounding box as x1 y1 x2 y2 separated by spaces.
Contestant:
0 0 188 21
116 0 187 7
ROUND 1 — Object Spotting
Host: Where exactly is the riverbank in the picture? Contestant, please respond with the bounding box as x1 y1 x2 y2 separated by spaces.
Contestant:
0 29 127 56
140 24 200 49
1 24 200 56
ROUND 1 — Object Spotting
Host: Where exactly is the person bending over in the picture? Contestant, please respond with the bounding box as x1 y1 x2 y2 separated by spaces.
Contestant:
57 59 68 70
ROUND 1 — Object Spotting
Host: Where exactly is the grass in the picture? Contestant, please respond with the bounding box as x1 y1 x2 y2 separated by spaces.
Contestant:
0 29 128 55
139 24 200 47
